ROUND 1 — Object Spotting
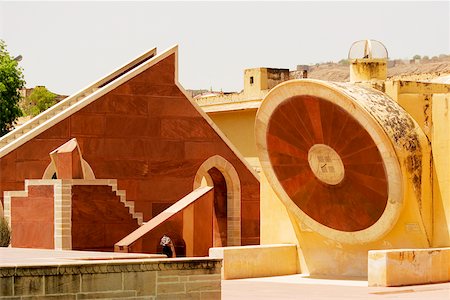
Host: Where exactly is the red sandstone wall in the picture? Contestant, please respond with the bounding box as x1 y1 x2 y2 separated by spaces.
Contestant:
139 189 214 257
71 185 140 251
10 185 54 249
0 53 260 250
193 190 213 256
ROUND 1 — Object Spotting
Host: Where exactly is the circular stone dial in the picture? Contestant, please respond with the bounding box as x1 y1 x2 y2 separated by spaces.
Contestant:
308 144 345 185
266 95 388 232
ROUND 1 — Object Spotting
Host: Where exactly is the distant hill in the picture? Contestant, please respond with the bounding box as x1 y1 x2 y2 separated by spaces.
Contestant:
307 56 450 82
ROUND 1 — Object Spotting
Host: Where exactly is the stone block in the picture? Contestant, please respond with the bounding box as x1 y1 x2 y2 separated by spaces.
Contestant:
81 273 122 292
156 282 185 294
200 291 221 300
14 276 44 296
156 293 200 300
158 268 218 277
209 244 298 279
36 119 70 139
70 114 105 136
188 275 222 282
368 248 450 286
157 276 179 283
185 281 220 293
160 118 216 139
45 274 80 294
76 290 136 299
21 295 76 300
123 271 156 296
0 276 13 296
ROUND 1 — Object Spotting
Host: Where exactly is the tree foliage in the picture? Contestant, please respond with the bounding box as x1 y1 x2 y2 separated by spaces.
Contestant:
22 86 57 116
0 40 25 136
412 54 421 60
0 216 11 247
338 59 350 66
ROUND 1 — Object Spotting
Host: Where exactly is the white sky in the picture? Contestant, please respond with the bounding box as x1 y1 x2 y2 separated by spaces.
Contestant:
0 1 449 95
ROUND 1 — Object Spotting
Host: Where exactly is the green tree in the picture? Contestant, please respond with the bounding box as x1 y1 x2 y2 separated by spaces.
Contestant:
413 54 421 60
22 86 57 116
0 216 11 247
0 40 24 136
338 59 349 66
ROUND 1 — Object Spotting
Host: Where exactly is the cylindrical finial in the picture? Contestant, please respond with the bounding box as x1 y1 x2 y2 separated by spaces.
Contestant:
348 39 388 83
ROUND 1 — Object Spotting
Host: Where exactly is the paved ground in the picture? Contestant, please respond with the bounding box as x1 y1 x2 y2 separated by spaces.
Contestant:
0 247 164 266
222 274 450 300
2 248 449 299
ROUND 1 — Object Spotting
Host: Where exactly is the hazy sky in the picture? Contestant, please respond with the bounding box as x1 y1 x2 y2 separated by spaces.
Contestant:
0 1 449 95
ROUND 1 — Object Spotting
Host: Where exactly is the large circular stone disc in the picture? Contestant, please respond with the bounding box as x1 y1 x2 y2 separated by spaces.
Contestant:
267 95 387 232
256 79 404 244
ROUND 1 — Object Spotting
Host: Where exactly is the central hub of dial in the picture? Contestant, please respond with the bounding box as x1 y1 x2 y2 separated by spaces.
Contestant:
308 144 345 185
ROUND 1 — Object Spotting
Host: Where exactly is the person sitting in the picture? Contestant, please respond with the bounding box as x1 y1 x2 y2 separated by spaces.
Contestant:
160 234 176 258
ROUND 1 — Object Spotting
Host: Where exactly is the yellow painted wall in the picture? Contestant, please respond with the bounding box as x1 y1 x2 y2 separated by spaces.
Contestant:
350 59 387 82
208 109 259 170
244 68 267 96
209 244 299 279
260 154 432 276
202 69 450 278
385 81 450 247
257 80 434 276
431 93 450 246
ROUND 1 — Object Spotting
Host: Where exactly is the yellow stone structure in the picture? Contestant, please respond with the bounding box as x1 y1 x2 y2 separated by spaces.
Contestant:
196 68 291 172
198 40 450 284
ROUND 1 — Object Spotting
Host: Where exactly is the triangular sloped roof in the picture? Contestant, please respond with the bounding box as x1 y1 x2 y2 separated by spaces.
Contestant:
0 46 259 179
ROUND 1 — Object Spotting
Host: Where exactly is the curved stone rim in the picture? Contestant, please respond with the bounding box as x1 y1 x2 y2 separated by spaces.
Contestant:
255 79 404 244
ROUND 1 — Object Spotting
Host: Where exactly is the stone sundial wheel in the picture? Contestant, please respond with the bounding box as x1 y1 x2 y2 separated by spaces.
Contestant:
256 79 426 244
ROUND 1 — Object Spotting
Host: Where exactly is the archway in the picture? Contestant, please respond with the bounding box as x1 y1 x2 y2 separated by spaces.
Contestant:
193 155 241 246
208 167 227 247
42 158 95 180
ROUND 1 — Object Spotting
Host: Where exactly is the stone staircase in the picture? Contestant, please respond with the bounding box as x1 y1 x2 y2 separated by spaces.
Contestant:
109 181 144 226
0 88 98 150
0 48 157 156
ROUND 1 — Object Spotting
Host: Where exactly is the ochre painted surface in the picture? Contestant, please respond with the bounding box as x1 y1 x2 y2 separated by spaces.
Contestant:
266 95 387 232
384 81 450 247
71 185 140 251
10 185 54 249
0 53 260 253
208 109 258 163
209 244 298 280
350 59 387 83
257 80 432 277
432 94 450 247
368 248 450 286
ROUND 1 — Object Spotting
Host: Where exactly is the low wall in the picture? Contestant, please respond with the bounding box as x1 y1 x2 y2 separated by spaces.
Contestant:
368 247 450 286
8 185 55 249
209 244 298 279
0 258 222 299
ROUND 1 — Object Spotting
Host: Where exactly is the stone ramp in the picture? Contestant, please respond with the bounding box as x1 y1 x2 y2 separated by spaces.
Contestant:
115 186 214 253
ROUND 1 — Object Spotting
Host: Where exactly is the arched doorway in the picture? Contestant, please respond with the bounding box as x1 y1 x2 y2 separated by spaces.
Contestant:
193 155 241 246
208 167 227 247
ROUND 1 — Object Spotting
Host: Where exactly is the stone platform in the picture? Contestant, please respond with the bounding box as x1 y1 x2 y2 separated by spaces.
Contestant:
0 248 221 299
